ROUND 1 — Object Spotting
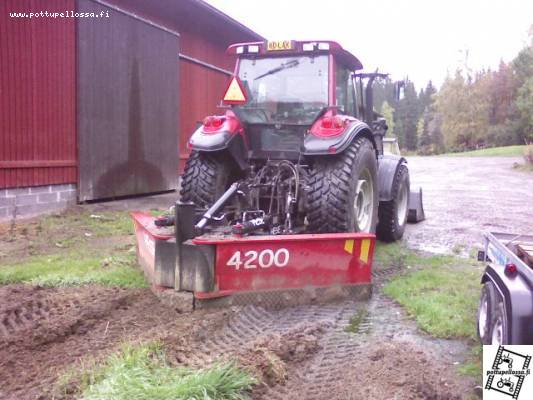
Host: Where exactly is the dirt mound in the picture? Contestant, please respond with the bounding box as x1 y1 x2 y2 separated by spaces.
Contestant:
0 284 227 400
331 341 464 400
235 322 330 386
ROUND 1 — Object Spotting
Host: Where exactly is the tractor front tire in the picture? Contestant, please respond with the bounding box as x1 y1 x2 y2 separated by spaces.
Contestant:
376 163 410 242
180 151 236 208
307 137 378 233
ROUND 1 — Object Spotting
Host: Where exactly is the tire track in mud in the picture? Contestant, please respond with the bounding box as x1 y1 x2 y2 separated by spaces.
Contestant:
256 269 469 399
176 303 344 368
0 297 83 338
183 270 403 369
259 297 393 400
169 267 468 399
0 285 214 400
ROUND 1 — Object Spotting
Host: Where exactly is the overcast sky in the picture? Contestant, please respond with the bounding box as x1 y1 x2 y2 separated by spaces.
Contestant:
206 0 533 89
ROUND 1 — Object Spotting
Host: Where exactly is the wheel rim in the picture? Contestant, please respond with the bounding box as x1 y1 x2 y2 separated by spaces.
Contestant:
353 168 374 232
492 316 503 345
397 180 408 224
478 295 488 339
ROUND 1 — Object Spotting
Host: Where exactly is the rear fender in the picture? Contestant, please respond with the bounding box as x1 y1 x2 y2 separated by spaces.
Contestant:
481 265 533 344
302 121 377 156
377 154 407 202
189 132 248 170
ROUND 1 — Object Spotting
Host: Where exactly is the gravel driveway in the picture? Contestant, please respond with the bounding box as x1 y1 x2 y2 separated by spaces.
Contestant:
405 156 533 255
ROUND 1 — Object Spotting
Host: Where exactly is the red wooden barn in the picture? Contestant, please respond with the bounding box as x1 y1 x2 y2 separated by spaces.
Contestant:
0 0 263 219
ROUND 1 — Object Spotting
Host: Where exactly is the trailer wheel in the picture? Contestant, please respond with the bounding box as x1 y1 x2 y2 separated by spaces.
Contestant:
491 302 509 345
376 163 410 242
180 151 237 207
477 282 497 344
307 137 378 233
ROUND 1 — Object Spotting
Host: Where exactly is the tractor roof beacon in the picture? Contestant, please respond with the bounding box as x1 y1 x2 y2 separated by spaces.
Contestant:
131 40 425 308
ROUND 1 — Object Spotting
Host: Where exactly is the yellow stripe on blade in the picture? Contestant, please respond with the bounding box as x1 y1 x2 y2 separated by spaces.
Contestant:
360 239 371 263
344 239 354 254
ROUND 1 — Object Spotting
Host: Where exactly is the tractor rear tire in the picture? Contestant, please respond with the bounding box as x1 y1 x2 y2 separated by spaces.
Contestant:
180 151 237 208
307 137 378 233
376 163 410 242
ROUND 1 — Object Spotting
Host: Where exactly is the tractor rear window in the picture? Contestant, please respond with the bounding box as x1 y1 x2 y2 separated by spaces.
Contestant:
235 55 328 125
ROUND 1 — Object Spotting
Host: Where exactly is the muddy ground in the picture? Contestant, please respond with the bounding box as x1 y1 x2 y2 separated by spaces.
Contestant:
405 156 533 255
0 278 473 400
3 155 530 399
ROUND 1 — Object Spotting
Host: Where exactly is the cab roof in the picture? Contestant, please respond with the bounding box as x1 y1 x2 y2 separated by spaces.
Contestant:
226 40 363 71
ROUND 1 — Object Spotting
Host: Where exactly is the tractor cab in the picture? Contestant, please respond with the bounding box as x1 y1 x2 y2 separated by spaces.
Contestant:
228 41 371 160
192 40 385 161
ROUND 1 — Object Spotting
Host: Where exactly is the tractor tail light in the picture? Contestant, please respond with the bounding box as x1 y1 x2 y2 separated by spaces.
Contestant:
200 111 243 136
211 116 224 128
321 117 333 129
202 116 226 133
505 263 517 276
311 115 348 138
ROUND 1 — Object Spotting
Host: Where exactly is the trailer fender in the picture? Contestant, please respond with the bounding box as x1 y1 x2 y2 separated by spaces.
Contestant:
481 266 533 344
377 154 407 202
302 121 377 156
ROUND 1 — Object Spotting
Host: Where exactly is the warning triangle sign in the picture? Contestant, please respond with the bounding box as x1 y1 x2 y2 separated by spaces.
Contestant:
223 76 247 104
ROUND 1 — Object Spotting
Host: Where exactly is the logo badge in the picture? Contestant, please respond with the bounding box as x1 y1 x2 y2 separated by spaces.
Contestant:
484 345 532 399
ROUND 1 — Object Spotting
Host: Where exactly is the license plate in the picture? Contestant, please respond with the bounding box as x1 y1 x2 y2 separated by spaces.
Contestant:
267 40 292 51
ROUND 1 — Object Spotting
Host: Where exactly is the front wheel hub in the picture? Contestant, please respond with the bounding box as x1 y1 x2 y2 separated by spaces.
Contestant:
354 168 374 232
397 180 408 223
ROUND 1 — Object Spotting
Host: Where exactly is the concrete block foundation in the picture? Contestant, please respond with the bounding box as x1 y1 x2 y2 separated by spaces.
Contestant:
0 184 77 221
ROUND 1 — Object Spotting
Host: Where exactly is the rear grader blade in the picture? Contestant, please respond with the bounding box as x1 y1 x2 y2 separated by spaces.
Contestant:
132 202 374 309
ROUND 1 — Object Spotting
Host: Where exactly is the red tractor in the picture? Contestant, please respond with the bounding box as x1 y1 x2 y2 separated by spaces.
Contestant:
132 40 424 307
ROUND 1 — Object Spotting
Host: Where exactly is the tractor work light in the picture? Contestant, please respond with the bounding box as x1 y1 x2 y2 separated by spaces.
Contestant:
236 46 244 54
302 42 331 52
248 45 260 53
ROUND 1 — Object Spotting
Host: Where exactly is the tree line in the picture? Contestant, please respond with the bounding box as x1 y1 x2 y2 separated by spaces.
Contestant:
373 37 533 154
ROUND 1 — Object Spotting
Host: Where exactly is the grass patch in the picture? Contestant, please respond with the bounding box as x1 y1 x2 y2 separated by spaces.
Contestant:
383 264 482 340
41 210 134 238
377 242 484 379
149 208 168 217
377 242 481 339
441 145 525 157
345 309 368 333
458 345 482 381
0 209 145 288
63 342 256 400
0 251 146 288
373 241 463 270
